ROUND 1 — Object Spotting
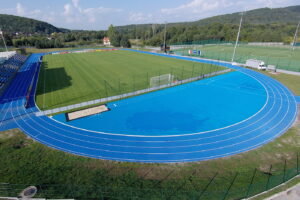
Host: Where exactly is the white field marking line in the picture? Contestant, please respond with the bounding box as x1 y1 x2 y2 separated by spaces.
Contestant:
30 77 273 145
29 56 276 144
16 76 286 155
17 50 296 148
12 78 297 163
45 69 271 138
42 60 46 109
0 101 13 127
41 52 269 136
43 69 269 137
0 101 11 121
37 67 230 115
30 80 296 162
18 76 285 154
20 80 278 150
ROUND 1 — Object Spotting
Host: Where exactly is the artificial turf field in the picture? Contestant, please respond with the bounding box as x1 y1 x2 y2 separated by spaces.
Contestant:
36 50 224 110
176 44 300 72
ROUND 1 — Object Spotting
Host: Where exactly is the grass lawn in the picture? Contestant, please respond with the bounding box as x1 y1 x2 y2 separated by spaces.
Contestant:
175 45 300 72
35 50 224 110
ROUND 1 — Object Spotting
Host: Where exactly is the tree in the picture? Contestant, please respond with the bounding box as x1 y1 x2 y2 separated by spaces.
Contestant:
108 24 121 47
120 36 131 48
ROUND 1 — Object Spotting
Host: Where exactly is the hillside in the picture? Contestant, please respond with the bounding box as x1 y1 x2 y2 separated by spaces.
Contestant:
0 14 64 34
182 5 300 26
117 5 300 31
115 5 300 45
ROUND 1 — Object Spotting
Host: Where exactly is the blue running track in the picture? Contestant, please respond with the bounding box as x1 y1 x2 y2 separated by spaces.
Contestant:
296 96 300 104
0 50 298 163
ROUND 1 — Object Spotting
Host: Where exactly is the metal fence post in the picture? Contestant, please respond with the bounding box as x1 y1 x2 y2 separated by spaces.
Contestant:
158 71 161 86
118 78 121 94
104 80 108 97
133 75 135 91
246 168 257 198
191 63 195 78
297 153 299 174
198 172 218 200
283 160 287 183
265 165 273 191
146 72 149 88
181 66 184 81
69 184 75 199
222 172 238 200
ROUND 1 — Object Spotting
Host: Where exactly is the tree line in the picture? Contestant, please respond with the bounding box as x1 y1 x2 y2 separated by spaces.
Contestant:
1 22 299 50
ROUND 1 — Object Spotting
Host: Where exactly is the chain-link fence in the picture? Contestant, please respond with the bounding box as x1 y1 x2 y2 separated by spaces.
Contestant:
171 40 300 72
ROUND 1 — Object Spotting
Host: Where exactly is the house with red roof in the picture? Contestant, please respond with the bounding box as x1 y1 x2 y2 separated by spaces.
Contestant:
103 37 111 46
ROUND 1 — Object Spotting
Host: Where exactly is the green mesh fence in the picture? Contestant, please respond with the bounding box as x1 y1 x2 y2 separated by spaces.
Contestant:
1 155 300 200
171 40 300 72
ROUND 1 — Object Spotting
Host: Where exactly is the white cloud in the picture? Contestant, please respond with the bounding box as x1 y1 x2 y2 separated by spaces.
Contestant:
129 12 154 23
61 0 122 25
72 0 79 9
159 0 299 22
0 0 298 30
16 3 25 16
161 0 221 15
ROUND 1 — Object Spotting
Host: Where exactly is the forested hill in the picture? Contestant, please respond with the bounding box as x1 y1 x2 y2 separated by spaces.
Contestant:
116 5 300 45
179 5 300 26
118 5 300 31
0 14 64 34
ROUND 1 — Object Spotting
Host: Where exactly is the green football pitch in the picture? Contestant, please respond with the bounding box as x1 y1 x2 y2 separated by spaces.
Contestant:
35 50 225 110
176 45 300 72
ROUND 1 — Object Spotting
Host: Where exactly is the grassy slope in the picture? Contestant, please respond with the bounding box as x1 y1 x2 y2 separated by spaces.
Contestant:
177 45 300 72
36 50 224 110
262 72 300 95
0 70 300 199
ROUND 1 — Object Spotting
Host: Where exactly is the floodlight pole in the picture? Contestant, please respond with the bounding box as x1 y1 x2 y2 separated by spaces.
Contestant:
292 21 300 51
231 12 244 62
163 22 167 53
0 28 8 52
136 24 139 51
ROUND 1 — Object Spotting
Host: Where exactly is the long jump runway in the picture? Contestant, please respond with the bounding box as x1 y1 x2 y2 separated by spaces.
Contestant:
0 50 298 163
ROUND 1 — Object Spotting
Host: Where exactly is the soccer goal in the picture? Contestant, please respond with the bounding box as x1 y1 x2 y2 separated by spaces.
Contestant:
150 74 174 87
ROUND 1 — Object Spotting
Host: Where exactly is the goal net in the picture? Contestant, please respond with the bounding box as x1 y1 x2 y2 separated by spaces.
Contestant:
150 74 174 87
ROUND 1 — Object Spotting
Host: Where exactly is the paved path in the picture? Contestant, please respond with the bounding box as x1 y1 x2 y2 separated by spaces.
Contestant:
264 182 300 200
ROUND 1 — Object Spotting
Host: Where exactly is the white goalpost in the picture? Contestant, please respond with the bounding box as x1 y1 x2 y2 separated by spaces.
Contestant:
150 74 174 87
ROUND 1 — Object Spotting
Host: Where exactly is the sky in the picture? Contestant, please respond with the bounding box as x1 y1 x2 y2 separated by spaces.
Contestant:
0 0 299 30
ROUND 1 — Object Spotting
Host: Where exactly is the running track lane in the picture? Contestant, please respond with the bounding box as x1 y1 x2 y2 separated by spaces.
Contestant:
0 50 298 163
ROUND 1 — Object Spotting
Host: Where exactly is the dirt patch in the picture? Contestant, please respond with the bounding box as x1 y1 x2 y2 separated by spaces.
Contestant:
0 129 21 139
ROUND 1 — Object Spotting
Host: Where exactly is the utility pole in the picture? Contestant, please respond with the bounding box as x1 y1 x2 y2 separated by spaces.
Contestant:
231 12 244 62
292 21 300 51
0 28 8 52
163 22 167 53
